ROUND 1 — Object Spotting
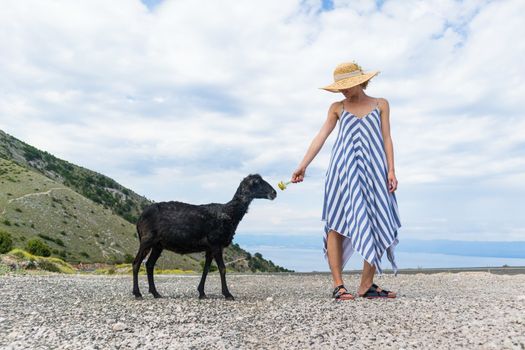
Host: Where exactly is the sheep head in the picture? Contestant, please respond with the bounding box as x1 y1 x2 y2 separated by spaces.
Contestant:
236 174 277 201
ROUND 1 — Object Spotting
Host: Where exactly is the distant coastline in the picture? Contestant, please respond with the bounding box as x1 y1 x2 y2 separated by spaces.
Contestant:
234 235 525 272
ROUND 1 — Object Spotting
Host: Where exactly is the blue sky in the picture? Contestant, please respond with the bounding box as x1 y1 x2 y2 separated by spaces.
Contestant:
142 0 338 12
141 0 163 10
1 0 524 253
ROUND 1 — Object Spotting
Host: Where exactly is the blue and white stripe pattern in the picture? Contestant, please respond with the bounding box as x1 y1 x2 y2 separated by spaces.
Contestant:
321 100 401 275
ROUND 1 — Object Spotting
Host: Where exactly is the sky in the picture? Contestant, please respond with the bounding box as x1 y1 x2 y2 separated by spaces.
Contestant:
1 0 524 250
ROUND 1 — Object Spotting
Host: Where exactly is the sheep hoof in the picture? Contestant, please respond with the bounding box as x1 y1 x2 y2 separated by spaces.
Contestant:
134 294 143 300
225 295 235 301
198 294 207 299
152 293 162 299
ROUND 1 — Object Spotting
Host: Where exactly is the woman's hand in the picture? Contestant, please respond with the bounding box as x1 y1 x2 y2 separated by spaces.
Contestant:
291 167 306 183
387 171 398 192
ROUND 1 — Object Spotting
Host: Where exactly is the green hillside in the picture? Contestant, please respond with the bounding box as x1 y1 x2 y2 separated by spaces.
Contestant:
0 130 291 272
0 130 148 223
0 158 201 269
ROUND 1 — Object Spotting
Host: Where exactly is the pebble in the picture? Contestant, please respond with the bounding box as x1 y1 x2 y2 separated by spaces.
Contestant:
0 273 524 348
112 322 128 331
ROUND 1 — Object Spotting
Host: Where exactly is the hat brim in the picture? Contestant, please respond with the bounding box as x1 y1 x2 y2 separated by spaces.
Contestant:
320 71 380 93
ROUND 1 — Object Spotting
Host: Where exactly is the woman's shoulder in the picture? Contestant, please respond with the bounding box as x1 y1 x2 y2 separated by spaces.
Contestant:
374 97 390 109
328 100 345 119
373 97 390 115
329 100 345 110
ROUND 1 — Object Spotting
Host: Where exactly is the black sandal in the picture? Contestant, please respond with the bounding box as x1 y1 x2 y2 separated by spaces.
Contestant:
332 284 355 301
360 283 396 299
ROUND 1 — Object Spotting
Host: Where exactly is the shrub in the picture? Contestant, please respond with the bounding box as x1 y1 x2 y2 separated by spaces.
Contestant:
25 239 51 257
38 233 52 241
11 248 34 260
37 234 65 247
38 260 61 273
7 249 74 273
200 259 217 272
3 219 11 226
124 253 134 264
44 257 75 274
0 230 13 254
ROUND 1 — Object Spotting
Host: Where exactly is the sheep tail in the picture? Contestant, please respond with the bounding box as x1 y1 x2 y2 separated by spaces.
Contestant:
135 203 157 242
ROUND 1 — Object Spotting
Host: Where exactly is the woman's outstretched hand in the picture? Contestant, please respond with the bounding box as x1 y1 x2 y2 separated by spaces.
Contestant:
388 171 398 192
291 167 306 183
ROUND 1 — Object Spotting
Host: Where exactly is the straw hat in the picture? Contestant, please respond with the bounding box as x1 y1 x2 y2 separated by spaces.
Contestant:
321 61 380 92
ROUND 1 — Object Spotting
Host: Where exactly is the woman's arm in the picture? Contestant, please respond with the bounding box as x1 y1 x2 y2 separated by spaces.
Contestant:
379 98 398 192
291 102 340 183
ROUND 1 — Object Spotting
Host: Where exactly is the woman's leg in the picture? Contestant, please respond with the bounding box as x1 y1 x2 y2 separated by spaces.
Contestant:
357 260 397 297
326 230 344 287
358 260 375 295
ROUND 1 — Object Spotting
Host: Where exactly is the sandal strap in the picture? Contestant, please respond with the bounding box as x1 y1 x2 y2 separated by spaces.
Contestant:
372 283 391 294
372 288 389 297
360 284 392 298
332 285 352 299
332 284 345 294
334 290 353 299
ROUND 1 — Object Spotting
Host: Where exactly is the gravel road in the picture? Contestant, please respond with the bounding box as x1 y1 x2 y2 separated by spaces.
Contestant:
1 272 524 349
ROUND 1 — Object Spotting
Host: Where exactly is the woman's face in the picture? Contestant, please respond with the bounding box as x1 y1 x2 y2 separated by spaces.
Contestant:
340 85 360 98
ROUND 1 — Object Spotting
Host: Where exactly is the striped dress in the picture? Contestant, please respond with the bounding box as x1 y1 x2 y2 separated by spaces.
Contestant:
321 98 401 275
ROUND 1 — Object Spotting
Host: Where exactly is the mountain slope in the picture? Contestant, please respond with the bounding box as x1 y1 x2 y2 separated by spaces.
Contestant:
0 158 201 269
0 130 291 272
0 130 148 223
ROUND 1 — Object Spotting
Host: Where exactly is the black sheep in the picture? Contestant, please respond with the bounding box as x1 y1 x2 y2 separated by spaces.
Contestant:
132 174 277 300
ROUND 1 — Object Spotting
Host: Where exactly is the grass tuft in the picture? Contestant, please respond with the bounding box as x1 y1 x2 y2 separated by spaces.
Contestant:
5 248 75 274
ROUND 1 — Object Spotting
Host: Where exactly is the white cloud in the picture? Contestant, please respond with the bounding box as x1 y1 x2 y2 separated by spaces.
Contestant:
0 0 524 242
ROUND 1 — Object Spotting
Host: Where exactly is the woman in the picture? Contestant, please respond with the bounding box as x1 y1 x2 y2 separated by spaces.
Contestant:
291 62 401 300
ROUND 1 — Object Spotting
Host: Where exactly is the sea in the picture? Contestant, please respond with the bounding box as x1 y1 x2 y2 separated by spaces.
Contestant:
233 235 525 272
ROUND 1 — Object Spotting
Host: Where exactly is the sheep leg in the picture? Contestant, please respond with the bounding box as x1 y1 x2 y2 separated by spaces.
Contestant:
146 247 163 298
132 244 152 300
214 250 234 300
197 251 213 299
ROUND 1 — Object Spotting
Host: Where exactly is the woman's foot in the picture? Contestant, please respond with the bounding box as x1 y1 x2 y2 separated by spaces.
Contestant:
358 283 396 298
372 283 396 298
332 284 355 301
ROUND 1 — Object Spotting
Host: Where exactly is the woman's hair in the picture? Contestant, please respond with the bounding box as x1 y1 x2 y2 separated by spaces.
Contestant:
360 80 369 90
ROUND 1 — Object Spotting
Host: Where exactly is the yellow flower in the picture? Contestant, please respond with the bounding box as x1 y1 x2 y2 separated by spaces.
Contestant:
278 180 292 191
